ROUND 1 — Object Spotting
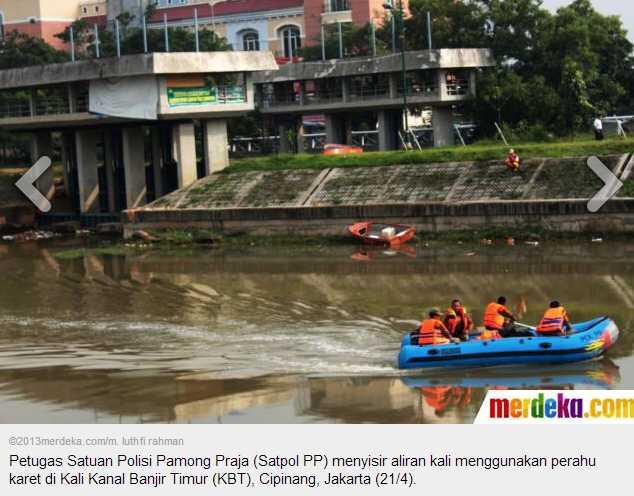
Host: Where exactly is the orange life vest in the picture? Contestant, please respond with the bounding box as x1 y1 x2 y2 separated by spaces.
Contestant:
536 307 568 335
418 319 450 346
478 329 502 340
483 302 508 330
445 307 472 337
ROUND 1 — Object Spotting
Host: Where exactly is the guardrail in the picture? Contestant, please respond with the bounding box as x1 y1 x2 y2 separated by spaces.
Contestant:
348 86 390 101
0 100 31 118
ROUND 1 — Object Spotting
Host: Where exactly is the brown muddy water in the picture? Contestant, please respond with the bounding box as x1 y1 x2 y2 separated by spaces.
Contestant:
0 239 633 424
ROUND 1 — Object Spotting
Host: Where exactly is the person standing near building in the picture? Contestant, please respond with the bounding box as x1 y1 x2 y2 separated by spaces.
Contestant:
593 115 604 141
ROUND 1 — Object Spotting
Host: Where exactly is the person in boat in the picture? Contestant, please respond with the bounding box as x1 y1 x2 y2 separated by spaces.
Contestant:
418 308 459 346
482 297 515 339
505 149 521 172
536 301 572 336
444 299 474 341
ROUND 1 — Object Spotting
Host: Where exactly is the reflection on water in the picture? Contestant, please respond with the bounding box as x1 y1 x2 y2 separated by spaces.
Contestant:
0 240 633 423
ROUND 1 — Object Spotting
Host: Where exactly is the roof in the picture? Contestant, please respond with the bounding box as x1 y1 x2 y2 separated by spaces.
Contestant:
80 15 107 26
0 52 278 90
254 49 495 83
150 0 303 23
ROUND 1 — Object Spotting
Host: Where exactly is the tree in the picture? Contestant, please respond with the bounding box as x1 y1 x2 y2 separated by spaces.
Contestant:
404 0 634 136
300 23 389 61
0 31 67 69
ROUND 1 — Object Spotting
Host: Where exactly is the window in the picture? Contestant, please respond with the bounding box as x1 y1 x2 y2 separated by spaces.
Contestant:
242 31 260 51
280 26 301 59
82 6 88 14
0 12 4 40
329 0 351 12
95 6 99 13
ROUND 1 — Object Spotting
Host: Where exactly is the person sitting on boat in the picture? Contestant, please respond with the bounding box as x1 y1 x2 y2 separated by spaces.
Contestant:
536 301 572 336
444 299 474 341
418 309 459 346
505 149 521 172
481 297 515 339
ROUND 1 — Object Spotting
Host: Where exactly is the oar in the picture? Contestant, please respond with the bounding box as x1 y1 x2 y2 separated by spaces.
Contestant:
515 322 536 330
514 322 537 336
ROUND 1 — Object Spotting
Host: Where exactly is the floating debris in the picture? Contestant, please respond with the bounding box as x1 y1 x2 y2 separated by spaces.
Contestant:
1 230 59 243
591 237 603 243
525 241 540 247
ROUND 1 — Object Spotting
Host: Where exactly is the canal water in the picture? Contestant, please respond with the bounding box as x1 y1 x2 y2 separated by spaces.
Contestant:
0 240 632 424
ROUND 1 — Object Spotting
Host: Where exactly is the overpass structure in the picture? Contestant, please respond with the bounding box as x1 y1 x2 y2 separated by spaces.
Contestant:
0 51 277 213
254 49 494 151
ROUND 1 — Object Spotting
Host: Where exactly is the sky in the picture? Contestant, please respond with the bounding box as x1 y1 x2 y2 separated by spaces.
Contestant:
542 0 634 40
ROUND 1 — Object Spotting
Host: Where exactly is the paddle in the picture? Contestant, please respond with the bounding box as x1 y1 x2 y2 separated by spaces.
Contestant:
514 322 538 336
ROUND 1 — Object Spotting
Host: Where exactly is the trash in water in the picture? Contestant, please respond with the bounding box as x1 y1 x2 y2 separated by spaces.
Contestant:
0 230 59 243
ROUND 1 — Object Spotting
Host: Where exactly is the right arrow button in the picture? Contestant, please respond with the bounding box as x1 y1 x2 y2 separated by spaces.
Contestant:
587 156 624 213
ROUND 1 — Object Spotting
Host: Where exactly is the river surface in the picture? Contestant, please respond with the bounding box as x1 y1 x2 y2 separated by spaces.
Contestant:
0 239 633 424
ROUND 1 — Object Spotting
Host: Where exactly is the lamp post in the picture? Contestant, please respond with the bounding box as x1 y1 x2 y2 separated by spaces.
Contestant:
383 1 409 134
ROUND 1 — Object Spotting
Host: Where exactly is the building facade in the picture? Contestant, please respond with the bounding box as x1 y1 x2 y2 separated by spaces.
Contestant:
0 0 84 49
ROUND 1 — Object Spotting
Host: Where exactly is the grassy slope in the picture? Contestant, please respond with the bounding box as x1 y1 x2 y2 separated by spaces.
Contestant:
227 137 634 173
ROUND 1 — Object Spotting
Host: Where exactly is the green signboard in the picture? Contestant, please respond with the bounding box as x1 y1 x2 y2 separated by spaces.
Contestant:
167 86 245 107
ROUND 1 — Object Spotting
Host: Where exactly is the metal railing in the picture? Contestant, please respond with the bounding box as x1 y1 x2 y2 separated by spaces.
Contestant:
398 85 439 97
348 85 390 101
351 130 379 151
230 136 280 156
447 79 470 96
0 100 31 118
304 91 344 104
34 96 71 116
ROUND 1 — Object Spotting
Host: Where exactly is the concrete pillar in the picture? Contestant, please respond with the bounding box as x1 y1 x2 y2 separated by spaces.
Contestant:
278 122 294 154
59 133 71 197
344 118 353 146
297 121 306 154
75 129 101 213
378 110 399 151
122 127 147 208
171 122 197 188
151 127 164 197
341 78 350 103
438 69 449 99
325 114 342 144
67 84 77 113
30 131 55 202
103 130 116 212
433 106 455 148
203 119 230 174
389 73 399 99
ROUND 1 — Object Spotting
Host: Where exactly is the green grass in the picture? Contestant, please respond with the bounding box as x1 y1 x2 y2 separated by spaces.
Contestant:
53 246 133 260
621 179 634 197
226 137 634 173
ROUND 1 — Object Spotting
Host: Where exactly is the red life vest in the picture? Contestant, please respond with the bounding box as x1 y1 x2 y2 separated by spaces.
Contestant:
537 307 568 335
418 319 450 346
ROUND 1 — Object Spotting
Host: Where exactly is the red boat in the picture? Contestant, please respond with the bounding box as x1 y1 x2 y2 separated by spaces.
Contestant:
348 222 416 246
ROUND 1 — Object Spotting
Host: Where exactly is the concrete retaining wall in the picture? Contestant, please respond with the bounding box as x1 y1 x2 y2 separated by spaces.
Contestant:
124 199 634 237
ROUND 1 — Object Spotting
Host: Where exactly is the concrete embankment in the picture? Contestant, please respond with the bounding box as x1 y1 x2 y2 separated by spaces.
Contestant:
124 154 634 236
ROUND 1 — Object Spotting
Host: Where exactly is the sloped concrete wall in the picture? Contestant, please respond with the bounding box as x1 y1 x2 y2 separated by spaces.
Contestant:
125 154 634 236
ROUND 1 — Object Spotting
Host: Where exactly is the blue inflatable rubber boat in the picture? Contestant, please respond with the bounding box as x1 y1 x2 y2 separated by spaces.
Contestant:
400 360 620 388
398 317 619 370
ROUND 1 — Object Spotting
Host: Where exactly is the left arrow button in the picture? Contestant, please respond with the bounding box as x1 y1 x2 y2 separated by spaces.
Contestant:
15 156 53 213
